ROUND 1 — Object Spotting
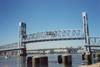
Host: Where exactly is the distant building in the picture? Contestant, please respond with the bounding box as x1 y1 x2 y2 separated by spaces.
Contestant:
77 50 85 53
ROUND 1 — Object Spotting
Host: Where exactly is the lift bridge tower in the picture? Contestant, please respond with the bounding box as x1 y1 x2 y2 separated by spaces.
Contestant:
18 22 27 56
82 12 91 53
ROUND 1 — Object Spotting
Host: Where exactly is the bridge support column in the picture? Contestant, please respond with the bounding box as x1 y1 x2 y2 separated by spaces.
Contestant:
82 12 92 60
86 47 87 51
89 47 91 54
27 57 32 67
17 48 27 56
62 54 72 67
85 54 92 65
96 53 100 62
32 56 48 67
58 55 62 64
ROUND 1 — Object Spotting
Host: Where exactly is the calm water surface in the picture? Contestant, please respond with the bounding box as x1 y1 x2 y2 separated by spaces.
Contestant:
0 54 95 67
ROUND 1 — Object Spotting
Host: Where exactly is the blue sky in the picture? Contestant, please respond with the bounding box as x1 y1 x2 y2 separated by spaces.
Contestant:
0 0 100 50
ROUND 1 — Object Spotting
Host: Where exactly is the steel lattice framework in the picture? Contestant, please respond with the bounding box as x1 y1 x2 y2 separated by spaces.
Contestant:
88 37 100 45
0 42 25 51
21 29 84 43
0 42 18 50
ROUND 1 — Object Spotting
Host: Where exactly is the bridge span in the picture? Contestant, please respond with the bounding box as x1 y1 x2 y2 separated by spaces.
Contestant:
21 29 84 43
0 12 100 56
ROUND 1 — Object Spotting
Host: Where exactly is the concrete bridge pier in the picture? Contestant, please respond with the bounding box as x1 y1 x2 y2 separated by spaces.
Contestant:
17 48 27 56
17 42 27 56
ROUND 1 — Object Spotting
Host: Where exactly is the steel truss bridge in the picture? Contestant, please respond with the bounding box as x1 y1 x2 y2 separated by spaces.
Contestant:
0 12 100 55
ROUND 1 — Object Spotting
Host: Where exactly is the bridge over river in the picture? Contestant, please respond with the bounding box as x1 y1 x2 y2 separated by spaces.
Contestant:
0 12 100 56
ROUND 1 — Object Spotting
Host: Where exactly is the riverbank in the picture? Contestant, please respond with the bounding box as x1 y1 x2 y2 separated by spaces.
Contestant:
79 62 100 67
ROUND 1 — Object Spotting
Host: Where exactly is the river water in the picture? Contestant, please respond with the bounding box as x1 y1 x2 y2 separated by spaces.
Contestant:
0 53 96 67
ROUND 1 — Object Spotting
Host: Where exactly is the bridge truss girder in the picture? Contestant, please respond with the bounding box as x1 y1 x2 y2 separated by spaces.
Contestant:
0 42 25 51
89 37 100 45
21 29 84 43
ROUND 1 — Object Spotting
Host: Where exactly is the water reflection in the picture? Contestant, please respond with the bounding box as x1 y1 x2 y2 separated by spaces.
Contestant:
18 56 26 67
0 55 26 67
63 65 72 67
27 57 32 67
0 54 98 67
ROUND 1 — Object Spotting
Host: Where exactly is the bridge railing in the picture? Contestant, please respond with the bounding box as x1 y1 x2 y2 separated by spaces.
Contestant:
21 29 84 42
89 37 100 45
